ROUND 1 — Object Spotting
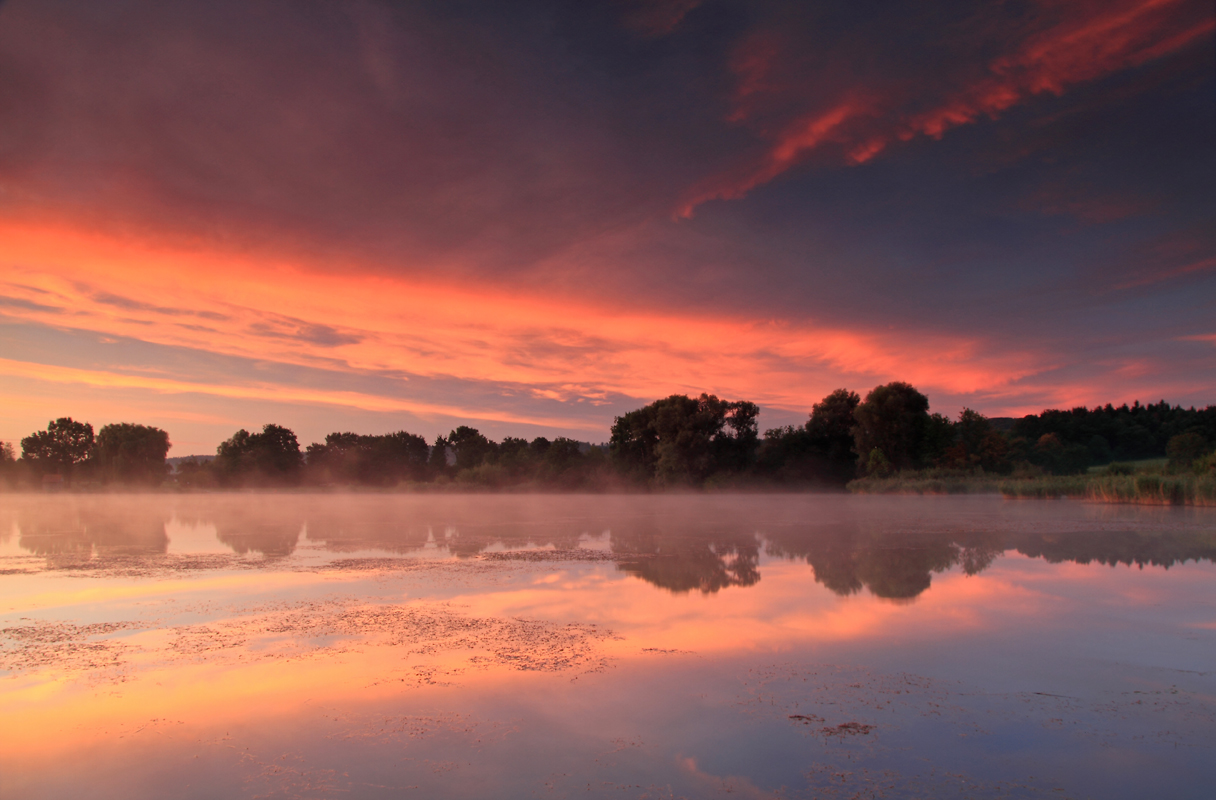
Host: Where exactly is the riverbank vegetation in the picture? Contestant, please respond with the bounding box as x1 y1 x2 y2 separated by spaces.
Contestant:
3 384 1213 503
850 467 1216 506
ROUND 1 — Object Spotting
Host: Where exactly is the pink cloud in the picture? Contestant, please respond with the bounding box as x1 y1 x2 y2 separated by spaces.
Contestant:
679 0 1215 216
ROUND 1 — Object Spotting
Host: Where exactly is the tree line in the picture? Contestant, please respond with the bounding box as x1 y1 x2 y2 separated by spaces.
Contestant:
2 420 170 486
2 382 1213 489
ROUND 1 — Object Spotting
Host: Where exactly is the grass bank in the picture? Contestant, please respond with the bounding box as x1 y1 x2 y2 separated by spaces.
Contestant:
1001 473 1216 505
849 470 1216 506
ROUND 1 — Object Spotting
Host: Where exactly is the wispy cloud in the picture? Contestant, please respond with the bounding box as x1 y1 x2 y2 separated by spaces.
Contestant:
0 221 1046 417
678 0 1214 216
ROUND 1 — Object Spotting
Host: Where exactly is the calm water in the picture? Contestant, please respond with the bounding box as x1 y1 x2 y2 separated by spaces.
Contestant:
1 493 1213 799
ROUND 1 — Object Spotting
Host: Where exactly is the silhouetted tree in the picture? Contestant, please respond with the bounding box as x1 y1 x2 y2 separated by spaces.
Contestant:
939 409 1011 473
806 389 861 481
21 418 94 479
1028 432 1090 475
0 441 16 483
1166 431 1210 469
1011 401 1216 462
94 423 170 485
610 393 758 485
214 424 303 485
852 383 932 473
428 434 451 477
448 426 495 471
305 430 429 485
175 457 217 488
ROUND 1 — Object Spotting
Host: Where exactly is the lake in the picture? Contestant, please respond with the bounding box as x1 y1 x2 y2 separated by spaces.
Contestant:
1 493 1213 799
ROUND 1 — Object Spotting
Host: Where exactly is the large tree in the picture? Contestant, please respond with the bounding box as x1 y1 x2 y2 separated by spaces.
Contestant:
21 417 94 478
754 389 860 485
215 424 303 485
939 409 1010 473
852 383 932 474
94 423 171 485
447 426 496 471
305 430 429 485
806 388 861 481
610 394 758 485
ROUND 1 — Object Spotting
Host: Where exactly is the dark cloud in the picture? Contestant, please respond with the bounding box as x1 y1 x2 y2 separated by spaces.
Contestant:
0 0 1212 416
0 0 736 273
87 289 235 319
0 296 62 314
620 0 705 37
246 319 364 348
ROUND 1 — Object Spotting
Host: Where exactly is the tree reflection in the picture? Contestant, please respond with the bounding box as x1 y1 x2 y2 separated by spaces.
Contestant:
297 496 591 558
765 523 1215 602
1013 530 1216 570
302 505 433 555
12 495 1212 601
174 497 303 557
611 527 761 594
767 526 1003 602
15 499 169 560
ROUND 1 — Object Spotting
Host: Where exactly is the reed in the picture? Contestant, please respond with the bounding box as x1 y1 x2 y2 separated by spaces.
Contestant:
1080 474 1216 506
850 471 1216 506
848 469 1001 495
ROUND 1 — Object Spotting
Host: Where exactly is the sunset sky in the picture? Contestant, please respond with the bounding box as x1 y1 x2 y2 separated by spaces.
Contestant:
1 0 1213 454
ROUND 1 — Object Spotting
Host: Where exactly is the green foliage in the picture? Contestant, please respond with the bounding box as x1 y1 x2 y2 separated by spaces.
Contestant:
754 389 861 485
848 468 1002 495
852 382 932 473
610 393 758 486
305 431 429 485
214 424 303 486
1193 451 1216 476
447 426 496 471
0 442 17 488
174 457 217 489
428 435 451 477
21 418 94 478
17 392 1215 498
94 423 171 485
806 388 861 481
1166 431 1210 469
1012 401 1216 463
754 426 817 482
937 408 1011 473
1027 432 1091 475
451 435 608 489
865 447 893 477
849 463 1216 506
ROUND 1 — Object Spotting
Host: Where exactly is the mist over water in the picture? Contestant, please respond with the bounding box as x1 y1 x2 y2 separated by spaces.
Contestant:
2 494 1213 798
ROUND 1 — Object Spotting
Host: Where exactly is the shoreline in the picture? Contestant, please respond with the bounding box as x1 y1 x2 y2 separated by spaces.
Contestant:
847 473 1216 506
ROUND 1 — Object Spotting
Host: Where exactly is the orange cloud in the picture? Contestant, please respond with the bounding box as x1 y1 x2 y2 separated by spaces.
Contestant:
0 220 1044 430
677 101 868 218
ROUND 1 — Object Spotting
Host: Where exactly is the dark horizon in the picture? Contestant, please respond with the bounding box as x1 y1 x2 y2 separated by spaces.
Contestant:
0 0 1213 454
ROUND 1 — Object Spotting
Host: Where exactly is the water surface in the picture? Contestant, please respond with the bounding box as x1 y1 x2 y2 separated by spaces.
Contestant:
1 493 1213 798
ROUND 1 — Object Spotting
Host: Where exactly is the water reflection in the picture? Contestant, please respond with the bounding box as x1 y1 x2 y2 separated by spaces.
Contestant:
612 526 761 593
1013 529 1216 569
2 494 1213 800
11 497 168 561
6 494 1216 600
766 527 1005 600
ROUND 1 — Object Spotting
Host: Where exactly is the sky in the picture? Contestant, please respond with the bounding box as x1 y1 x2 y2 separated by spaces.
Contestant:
0 0 1213 455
